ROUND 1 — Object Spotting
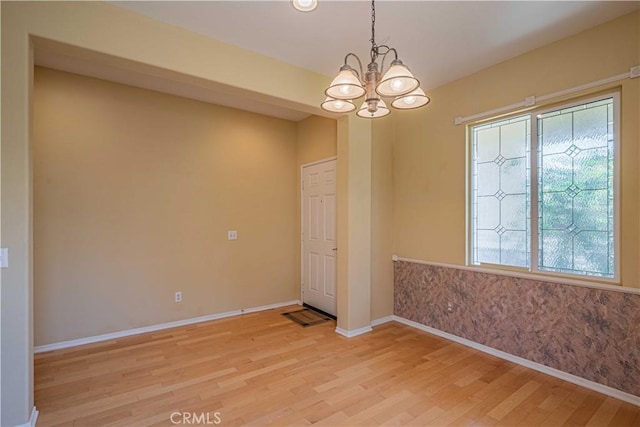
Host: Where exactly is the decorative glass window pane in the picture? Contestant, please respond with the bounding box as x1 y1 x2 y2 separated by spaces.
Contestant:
468 94 617 280
471 116 530 267
537 98 614 278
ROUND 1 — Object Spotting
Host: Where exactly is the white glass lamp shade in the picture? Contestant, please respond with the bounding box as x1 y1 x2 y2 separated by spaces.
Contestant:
321 97 356 113
291 0 318 12
376 62 419 97
325 69 365 100
356 99 390 119
391 88 430 110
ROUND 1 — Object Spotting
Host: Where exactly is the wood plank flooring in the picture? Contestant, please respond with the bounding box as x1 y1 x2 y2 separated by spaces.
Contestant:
34 306 640 426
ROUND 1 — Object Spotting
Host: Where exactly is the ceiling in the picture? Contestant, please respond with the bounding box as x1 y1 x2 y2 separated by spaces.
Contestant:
113 1 638 89
37 1 639 122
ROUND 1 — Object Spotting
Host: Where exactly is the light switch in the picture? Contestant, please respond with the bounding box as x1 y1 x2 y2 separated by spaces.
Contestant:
0 248 8 268
228 230 238 240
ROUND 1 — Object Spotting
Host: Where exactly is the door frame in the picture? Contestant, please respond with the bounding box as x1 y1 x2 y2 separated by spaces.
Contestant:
300 156 337 315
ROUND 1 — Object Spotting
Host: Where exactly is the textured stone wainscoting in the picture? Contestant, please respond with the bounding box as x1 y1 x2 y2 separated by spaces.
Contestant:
394 260 640 396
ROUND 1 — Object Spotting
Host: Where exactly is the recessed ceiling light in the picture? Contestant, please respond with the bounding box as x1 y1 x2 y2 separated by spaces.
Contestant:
292 0 318 12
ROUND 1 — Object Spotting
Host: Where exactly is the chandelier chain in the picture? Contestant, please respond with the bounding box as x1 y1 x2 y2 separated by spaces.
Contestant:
370 0 377 59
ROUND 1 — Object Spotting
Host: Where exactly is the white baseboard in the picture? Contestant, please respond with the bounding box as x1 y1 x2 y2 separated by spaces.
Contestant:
30 407 38 427
333 315 392 337
13 407 38 427
243 299 302 314
34 300 301 353
392 315 640 407
371 315 394 327
335 325 373 338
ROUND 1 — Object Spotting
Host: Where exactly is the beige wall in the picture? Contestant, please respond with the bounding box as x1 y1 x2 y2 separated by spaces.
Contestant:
371 118 394 320
336 116 373 332
393 11 640 288
32 70 365 343
296 115 337 167
33 67 299 345
295 115 337 298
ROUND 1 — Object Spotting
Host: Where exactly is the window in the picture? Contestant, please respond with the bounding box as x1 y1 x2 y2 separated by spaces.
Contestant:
470 94 618 280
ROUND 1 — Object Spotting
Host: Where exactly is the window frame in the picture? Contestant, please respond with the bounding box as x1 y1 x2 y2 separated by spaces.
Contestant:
467 91 620 283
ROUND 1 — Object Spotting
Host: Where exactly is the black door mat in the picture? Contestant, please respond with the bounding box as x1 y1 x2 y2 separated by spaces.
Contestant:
282 308 332 327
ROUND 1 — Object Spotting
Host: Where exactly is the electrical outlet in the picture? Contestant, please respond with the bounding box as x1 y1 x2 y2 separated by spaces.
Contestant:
447 301 453 313
228 230 238 240
0 248 7 269
175 291 182 303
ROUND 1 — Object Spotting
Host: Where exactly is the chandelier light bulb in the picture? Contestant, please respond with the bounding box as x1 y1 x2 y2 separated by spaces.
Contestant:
391 87 430 110
321 96 356 113
325 68 366 100
377 60 419 97
391 79 404 92
356 99 390 119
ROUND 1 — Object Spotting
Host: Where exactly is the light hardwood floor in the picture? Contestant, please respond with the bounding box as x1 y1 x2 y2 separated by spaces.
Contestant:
35 306 639 426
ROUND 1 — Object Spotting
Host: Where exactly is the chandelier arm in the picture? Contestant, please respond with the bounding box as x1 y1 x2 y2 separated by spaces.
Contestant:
344 53 365 83
378 47 398 76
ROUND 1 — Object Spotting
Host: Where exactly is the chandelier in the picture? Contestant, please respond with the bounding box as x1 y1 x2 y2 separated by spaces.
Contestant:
321 0 430 119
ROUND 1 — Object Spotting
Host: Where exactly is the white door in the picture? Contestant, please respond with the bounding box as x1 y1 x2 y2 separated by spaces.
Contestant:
302 159 337 316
